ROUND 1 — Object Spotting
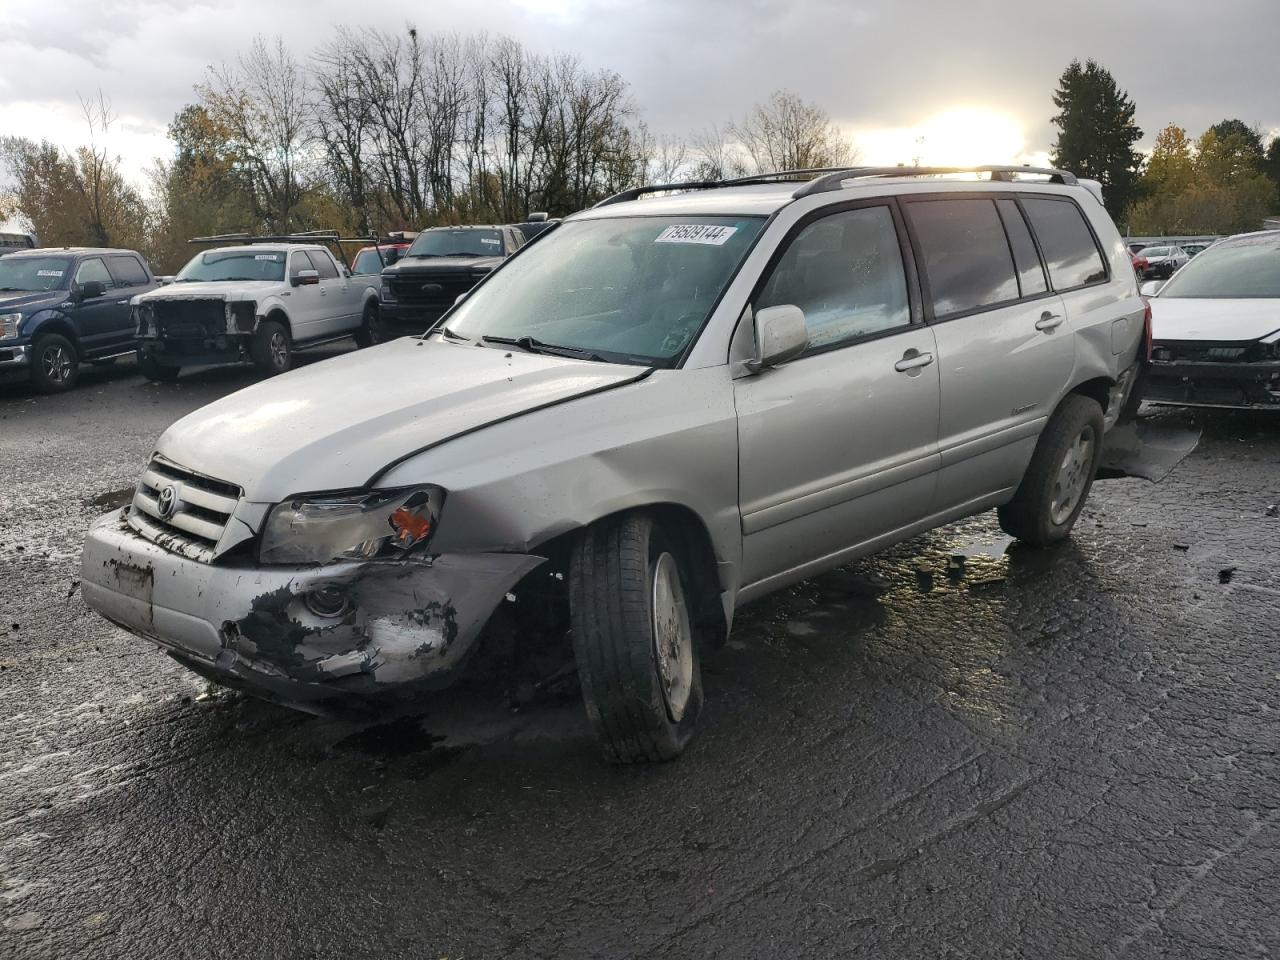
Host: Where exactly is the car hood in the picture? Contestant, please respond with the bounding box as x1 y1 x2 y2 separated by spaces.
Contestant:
155 338 648 501
137 281 280 302
387 255 502 274
1151 298 1280 343
0 290 63 313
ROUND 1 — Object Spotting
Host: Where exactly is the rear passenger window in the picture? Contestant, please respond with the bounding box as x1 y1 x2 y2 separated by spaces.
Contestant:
906 199 1019 318
757 205 911 352
106 255 148 286
306 250 339 279
1021 198 1108 289
995 199 1048 297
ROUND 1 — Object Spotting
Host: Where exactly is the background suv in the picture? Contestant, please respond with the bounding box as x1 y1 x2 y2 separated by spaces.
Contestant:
0 247 157 391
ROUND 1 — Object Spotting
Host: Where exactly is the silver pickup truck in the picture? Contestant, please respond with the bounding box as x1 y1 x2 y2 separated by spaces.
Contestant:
82 166 1146 763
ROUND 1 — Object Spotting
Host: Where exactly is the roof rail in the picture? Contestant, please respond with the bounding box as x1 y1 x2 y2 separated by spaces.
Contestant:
593 181 723 208
718 167 859 186
792 165 1078 198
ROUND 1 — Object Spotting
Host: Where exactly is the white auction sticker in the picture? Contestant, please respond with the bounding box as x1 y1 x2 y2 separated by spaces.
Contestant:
654 224 738 246
254 254 280 261
480 238 499 245
36 270 64 277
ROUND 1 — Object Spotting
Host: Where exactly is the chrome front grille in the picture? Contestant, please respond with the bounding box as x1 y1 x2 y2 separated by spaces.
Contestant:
128 457 242 562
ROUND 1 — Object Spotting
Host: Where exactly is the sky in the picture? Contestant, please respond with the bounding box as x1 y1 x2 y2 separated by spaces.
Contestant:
1 0 1278 201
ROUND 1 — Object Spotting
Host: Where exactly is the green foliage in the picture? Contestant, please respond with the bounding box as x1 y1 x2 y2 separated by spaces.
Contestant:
1126 124 1278 235
1049 59 1143 219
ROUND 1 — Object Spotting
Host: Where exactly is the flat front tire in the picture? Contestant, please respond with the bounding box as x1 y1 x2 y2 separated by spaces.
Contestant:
251 320 292 375
569 514 704 764
998 394 1105 546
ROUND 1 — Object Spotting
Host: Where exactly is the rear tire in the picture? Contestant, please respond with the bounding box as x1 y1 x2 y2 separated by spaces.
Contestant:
569 513 704 764
998 394 1104 546
137 352 181 382
30 333 80 393
354 301 381 348
251 319 292 375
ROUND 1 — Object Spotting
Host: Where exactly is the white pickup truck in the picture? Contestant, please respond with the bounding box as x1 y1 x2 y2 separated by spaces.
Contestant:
133 242 381 380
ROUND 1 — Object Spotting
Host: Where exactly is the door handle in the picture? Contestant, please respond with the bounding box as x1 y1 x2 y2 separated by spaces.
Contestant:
1035 311 1064 332
894 350 934 372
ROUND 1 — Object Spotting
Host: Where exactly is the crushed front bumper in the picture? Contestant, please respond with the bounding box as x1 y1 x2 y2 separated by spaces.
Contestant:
80 509 544 707
1144 358 1280 410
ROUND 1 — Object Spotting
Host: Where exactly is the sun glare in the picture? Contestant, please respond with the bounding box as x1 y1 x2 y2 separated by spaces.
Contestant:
917 107 1026 167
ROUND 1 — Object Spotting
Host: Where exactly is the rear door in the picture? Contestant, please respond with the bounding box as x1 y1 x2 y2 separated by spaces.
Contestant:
104 254 154 350
902 195 1074 513
305 248 358 336
735 200 941 592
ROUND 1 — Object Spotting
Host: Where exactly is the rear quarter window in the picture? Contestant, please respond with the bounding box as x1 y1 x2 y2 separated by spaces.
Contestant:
106 255 149 286
1021 198 1108 290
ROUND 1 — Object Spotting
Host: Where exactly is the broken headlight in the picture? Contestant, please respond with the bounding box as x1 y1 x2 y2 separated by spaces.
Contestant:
259 486 444 565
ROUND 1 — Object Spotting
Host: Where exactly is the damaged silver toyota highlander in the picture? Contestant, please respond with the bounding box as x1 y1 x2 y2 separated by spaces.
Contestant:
81 166 1147 763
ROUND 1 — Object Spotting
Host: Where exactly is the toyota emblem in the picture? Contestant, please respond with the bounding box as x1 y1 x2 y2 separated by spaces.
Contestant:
156 485 179 520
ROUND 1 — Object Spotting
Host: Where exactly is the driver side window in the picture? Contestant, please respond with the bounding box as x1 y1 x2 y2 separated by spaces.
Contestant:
74 257 112 288
757 205 910 353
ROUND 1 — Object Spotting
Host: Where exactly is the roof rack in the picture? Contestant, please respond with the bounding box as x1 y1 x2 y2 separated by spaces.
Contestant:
792 165 1078 198
593 165 1079 209
188 230 343 245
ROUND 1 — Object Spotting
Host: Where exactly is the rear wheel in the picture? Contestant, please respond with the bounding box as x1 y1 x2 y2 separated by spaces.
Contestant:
30 333 79 393
354 301 382 348
137 352 181 382
569 513 704 764
251 319 292 375
998 394 1104 546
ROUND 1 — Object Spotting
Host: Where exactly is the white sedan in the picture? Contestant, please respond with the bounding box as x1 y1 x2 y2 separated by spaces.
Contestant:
1141 231 1280 410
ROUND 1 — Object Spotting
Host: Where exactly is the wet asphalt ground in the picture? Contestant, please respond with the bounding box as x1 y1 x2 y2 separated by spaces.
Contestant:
1 347 1278 959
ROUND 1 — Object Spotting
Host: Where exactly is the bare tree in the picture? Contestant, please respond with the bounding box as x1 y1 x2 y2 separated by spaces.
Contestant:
689 124 750 181
312 30 375 233
728 90 857 174
200 37 312 232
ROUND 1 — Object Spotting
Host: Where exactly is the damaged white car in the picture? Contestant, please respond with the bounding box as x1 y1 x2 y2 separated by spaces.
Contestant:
1141 230 1280 410
82 166 1147 763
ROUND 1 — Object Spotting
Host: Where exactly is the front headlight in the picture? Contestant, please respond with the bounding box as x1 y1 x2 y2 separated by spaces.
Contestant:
259 486 444 565
379 282 396 302
135 303 156 337
0 313 21 341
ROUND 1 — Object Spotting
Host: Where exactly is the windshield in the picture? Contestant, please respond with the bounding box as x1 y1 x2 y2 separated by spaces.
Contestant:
176 250 286 282
1158 236 1280 299
0 256 72 292
407 229 504 258
1143 247 1171 258
352 249 388 275
442 215 765 364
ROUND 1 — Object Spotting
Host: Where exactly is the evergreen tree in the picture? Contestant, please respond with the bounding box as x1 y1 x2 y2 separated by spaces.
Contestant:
1049 59 1143 219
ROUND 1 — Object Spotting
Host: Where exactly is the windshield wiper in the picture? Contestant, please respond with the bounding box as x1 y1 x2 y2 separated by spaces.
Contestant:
480 334 606 362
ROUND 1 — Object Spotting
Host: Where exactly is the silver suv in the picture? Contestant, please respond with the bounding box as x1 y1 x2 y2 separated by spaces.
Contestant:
81 166 1146 763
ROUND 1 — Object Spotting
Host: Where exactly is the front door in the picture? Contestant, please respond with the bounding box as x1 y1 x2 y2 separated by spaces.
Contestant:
286 251 326 339
69 257 124 355
735 201 941 593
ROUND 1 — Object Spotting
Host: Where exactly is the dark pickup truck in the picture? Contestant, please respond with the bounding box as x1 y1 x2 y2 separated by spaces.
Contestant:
378 225 526 330
0 247 158 391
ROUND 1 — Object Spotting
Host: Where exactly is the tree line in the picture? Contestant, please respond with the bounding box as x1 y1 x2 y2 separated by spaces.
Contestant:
2 36 1277 274
0 30 854 272
1048 58 1279 234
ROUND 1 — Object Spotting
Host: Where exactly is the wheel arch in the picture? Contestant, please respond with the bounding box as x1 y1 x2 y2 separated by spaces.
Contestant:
28 317 84 358
532 502 730 648
1065 375 1113 415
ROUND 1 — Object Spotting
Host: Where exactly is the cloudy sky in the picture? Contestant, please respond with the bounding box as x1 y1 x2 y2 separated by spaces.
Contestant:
1 0 1277 191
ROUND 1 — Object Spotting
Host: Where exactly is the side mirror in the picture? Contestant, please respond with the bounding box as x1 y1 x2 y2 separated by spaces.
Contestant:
1140 280 1164 296
293 269 320 287
748 304 808 370
77 280 107 300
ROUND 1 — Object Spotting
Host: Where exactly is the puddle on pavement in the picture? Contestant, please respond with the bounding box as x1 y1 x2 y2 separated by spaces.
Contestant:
84 486 135 510
337 716 448 758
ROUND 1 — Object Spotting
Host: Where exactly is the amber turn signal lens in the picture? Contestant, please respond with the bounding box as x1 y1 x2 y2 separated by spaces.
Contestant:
390 506 433 545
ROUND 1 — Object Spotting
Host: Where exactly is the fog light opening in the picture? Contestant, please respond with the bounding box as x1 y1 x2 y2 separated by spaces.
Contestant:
304 586 351 619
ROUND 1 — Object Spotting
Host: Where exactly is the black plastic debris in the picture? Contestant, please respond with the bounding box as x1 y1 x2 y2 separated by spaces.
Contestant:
1096 421 1201 482
1218 567 1237 584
